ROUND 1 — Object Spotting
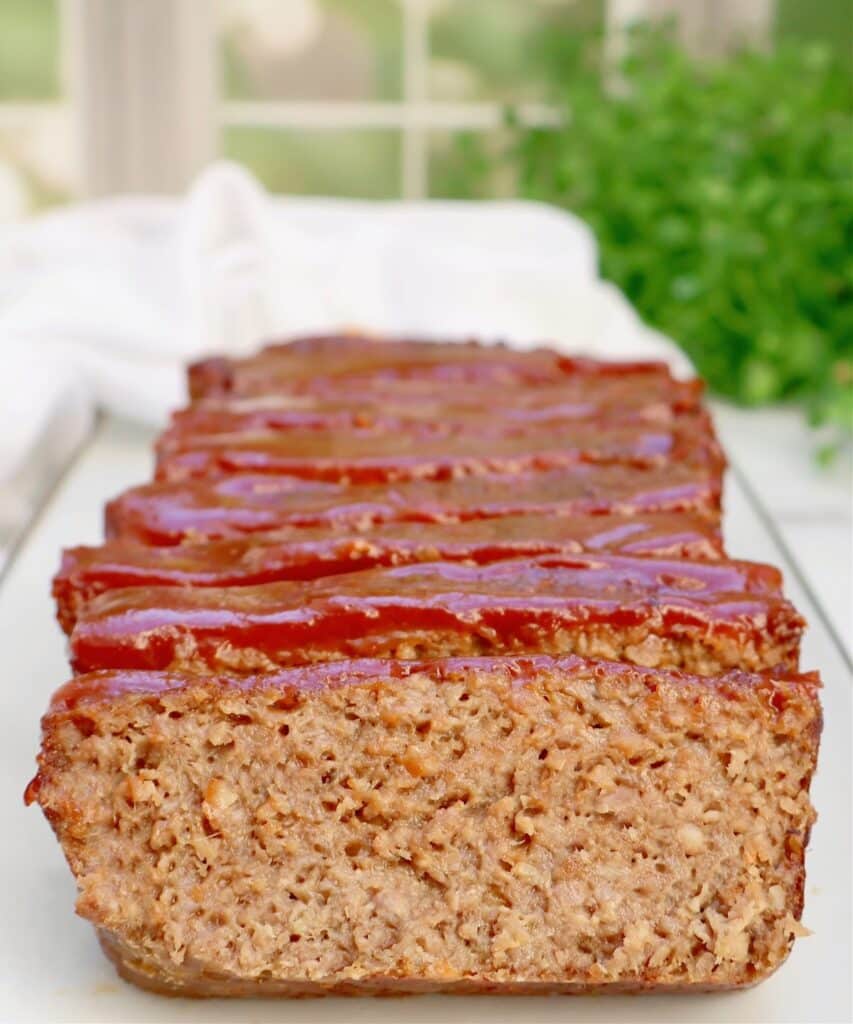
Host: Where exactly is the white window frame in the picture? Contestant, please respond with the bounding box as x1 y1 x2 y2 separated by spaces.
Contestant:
219 0 559 200
1 0 774 203
66 0 565 198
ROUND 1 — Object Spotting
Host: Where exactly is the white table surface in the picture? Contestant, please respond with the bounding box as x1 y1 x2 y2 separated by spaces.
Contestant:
1 411 850 1023
710 402 852 653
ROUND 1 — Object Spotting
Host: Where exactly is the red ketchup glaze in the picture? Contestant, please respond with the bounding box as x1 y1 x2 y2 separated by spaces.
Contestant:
247 337 674 379
154 414 723 484
167 377 705 440
104 466 723 546
244 336 674 376
41 656 822 716
53 511 725 633
187 336 677 399
68 555 802 675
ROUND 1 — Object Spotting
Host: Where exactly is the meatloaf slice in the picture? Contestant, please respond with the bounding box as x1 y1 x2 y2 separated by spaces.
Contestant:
154 414 722 484
68 555 802 676
187 335 674 399
187 336 566 397
54 511 724 634
27 655 820 996
170 374 704 438
105 464 722 546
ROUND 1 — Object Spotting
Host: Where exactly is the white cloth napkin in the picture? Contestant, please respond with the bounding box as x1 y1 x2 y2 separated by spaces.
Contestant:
0 161 692 485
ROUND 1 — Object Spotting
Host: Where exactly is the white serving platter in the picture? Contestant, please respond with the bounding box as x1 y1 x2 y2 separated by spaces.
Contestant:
1 417 849 1024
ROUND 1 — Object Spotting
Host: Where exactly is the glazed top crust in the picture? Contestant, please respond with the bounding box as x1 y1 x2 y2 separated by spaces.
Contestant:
155 412 723 485
58 510 724 592
68 555 802 674
187 336 679 398
105 465 722 545
169 375 704 440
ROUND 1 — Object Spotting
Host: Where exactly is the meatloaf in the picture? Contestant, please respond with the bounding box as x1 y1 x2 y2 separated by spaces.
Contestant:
27 655 820 996
54 510 724 633
68 555 802 677
29 334 819 999
105 464 723 546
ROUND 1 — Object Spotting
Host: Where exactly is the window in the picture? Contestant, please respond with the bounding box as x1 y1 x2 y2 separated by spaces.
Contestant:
217 0 586 199
0 0 77 219
0 0 844 213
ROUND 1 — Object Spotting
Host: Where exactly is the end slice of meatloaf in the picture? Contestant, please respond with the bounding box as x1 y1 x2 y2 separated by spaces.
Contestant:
104 464 723 546
27 655 821 997
68 555 803 677
54 511 725 634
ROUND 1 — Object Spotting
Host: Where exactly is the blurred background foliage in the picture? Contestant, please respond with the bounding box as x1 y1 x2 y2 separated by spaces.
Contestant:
0 0 850 443
440 23 852 447
0 0 61 99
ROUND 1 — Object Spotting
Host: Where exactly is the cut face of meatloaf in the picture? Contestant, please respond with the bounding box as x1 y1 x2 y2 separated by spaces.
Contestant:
54 511 725 634
27 655 821 996
187 335 675 399
170 375 704 439
105 465 723 546
154 414 723 484
69 555 802 676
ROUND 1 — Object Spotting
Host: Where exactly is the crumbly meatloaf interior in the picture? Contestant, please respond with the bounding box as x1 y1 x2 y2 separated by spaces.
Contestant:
31 658 819 996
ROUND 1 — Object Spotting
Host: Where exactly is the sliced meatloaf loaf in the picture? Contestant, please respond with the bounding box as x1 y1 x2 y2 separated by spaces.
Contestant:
29 336 819 1000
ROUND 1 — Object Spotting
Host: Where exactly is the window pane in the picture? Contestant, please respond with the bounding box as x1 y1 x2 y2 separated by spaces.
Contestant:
223 127 400 198
0 0 62 100
428 0 602 103
219 0 402 101
428 130 515 200
0 0 71 218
